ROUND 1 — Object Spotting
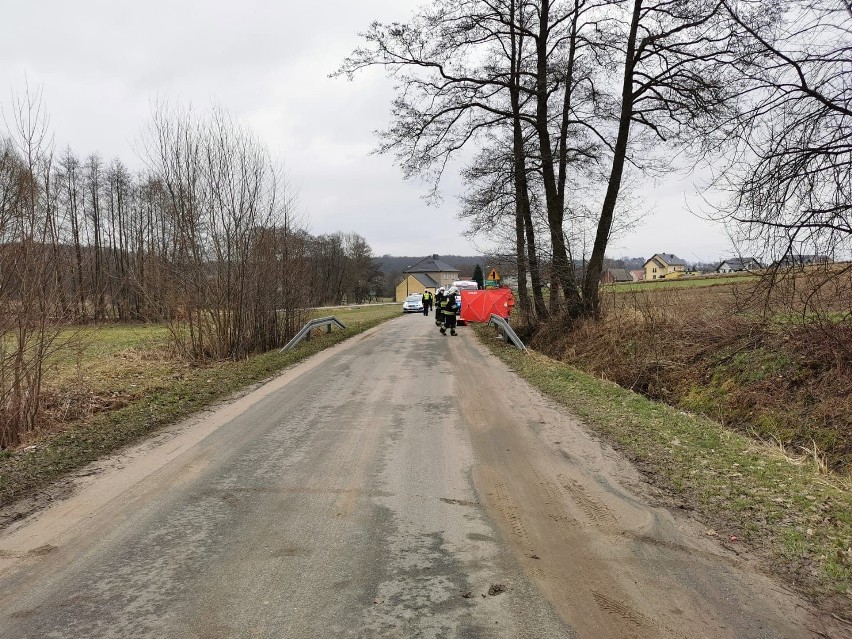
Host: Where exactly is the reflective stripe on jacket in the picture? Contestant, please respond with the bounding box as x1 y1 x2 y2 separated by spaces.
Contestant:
443 296 457 316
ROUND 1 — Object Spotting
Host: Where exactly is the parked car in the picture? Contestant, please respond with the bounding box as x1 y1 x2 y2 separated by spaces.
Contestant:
402 294 424 313
452 280 479 291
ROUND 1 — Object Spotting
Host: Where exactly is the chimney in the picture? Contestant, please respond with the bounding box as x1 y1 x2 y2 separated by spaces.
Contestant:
432 254 439 259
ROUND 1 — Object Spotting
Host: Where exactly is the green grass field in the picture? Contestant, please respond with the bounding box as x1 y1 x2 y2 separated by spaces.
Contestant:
605 272 758 292
0 304 401 513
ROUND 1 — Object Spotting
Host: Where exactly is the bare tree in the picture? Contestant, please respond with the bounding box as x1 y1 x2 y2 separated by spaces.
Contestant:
57 148 88 318
580 0 748 316
0 85 69 447
140 103 299 359
460 131 549 322
336 0 608 321
715 0 851 264
0 86 391 445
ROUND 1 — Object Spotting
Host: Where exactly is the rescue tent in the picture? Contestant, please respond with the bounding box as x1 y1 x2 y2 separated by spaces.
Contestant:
459 288 515 323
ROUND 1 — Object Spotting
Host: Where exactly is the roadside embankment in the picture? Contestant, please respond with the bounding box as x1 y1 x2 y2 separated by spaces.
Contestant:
475 322 851 616
0 305 401 518
535 277 852 473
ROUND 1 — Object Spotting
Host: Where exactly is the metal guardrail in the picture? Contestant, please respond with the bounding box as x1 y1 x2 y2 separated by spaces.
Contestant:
307 302 398 311
279 316 347 352
488 314 526 351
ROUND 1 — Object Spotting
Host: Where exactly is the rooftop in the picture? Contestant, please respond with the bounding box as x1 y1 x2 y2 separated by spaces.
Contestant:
644 253 686 267
405 254 458 273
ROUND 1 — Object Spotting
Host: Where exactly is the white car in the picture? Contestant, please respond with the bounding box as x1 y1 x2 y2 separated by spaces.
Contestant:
452 280 479 291
402 294 424 313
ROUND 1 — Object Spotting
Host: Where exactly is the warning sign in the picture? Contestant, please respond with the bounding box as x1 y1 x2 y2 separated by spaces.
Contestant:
485 268 502 289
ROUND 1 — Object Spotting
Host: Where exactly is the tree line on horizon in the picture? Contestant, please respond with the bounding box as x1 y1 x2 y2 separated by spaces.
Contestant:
0 95 380 447
337 0 852 324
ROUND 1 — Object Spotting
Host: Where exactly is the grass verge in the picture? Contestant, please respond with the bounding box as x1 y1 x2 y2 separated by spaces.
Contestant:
607 272 758 292
0 305 400 512
475 324 852 608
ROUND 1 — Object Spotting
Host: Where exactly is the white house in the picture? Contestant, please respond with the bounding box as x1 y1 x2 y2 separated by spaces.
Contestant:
716 257 762 273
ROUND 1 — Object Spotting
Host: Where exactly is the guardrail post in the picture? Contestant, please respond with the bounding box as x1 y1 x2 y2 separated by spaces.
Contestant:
279 316 347 352
488 314 526 351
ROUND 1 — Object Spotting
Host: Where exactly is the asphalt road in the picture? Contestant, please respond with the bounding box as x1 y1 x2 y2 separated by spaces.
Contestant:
0 314 830 638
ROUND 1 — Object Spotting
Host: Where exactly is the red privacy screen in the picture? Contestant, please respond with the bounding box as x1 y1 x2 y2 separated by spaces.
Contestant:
459 288 515 323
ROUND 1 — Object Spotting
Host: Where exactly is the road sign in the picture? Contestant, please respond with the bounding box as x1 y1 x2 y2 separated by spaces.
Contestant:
487 268 501 281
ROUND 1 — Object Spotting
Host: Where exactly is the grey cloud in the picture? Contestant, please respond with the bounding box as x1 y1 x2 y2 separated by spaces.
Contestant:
0 0 727 259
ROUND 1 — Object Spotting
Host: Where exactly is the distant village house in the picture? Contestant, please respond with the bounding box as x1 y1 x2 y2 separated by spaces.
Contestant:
395 255 459 302
775 254 830 269
600 268 634 284
716 257 762 273
643 253 686 281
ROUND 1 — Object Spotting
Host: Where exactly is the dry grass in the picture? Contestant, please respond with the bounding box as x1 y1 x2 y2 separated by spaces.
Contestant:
531 272 852 473
478 326 852 609
0 305 401 512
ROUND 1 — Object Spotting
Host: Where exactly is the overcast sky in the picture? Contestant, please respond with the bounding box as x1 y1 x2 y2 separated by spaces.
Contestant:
1 0 733 262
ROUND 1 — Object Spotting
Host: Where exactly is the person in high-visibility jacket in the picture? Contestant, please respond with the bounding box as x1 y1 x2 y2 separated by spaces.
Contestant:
439 286 459 336
434 287 446 327
422 289 433 316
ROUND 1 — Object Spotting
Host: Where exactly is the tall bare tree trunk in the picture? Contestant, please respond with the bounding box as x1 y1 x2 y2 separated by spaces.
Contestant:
509 0 547 322
582 0 642 316
535 0 584 315
63 152 87 319
86 156 104 320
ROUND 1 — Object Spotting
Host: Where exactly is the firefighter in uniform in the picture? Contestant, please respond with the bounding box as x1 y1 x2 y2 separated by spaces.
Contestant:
440 286 459 336
434 287 446 327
